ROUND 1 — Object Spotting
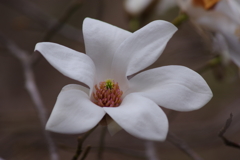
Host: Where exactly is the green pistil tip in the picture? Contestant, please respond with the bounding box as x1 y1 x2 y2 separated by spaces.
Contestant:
105 79 114 89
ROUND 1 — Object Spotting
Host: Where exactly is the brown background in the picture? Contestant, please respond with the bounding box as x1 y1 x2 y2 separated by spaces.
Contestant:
1 0 240 159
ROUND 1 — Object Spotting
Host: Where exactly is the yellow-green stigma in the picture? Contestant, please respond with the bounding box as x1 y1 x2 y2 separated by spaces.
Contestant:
105 79 114 89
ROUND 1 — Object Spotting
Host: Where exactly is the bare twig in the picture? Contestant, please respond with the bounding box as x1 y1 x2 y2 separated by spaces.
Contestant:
219 114 240 149
167 132 204 160
58 144 147 159
0 34 58 160
0 0 83 42
98 146 147 159
42 0 84 41
97 126 107 160
96 0 104 20
219 113 233 137
80 146 91 160
145 141 160 160
31 0 84 64
72 125 97 160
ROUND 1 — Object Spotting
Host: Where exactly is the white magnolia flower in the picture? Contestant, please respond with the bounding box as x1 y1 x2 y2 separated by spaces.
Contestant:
35 18 212 141
124 0 154 16
177 0 240 67
124 0 177 16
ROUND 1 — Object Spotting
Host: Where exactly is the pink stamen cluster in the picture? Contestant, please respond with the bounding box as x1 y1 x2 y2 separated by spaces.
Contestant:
92 81 123 107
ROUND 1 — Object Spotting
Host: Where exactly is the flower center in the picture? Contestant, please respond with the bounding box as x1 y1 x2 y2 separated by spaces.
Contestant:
92 79 123 107
193 0 220 10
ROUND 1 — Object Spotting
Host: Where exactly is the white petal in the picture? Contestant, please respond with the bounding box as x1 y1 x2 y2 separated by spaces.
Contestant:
35 42 95 89
46 84 105 134
111 20 177 90
128 65 213 111
226 35 240 67
104 94 168 141
215 0 240 24
157 0 177 15
62 84 90 95
83 18 131 83
213 33 231 65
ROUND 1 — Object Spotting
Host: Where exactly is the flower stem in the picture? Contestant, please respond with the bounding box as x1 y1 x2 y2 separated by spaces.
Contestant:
97 126 107 160
72 125 97 160
171 12 188 27
129 17 140 32
80 146 92 160
167 132 204 160
197 56 222 74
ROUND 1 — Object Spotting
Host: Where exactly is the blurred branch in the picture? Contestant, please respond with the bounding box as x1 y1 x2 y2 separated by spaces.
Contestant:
145 141 160 160
72 125 97 160
0 0 83 42
96 0 104 20
167 132 204 160
42 0 84 41
80 146 91 160
219 113 233 137
31 0 84 64
172 12 188 28
0 34 58 160
59 144 147 159
219 114 240 149
100 146 147 159
97 126 107 160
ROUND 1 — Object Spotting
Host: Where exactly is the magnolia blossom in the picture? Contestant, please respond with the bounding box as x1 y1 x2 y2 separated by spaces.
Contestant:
35 18 212 141
177 0 240 67
124 0 177 16
124 0 154 16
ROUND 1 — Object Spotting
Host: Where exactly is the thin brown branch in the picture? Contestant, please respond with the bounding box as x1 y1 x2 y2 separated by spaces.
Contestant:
0 0 83 42
72 125 97 160
97 126 107 160
219 114 240 149
167 132 204 160
31 0 84 64
98 146 147 159
219 113 233 137
96 0 104 20
80 146 91 160
0 34 58 160
58 144 147 159
145 141 160 160
42 0 84 42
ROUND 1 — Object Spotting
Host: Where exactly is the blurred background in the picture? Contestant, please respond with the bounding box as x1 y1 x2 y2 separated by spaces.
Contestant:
1 0 240 159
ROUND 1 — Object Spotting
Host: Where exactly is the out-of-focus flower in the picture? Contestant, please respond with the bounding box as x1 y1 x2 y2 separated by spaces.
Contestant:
124 0 155 16
157 0 178 15
177 0 240 67
35 18 212 141
124 0 177 16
